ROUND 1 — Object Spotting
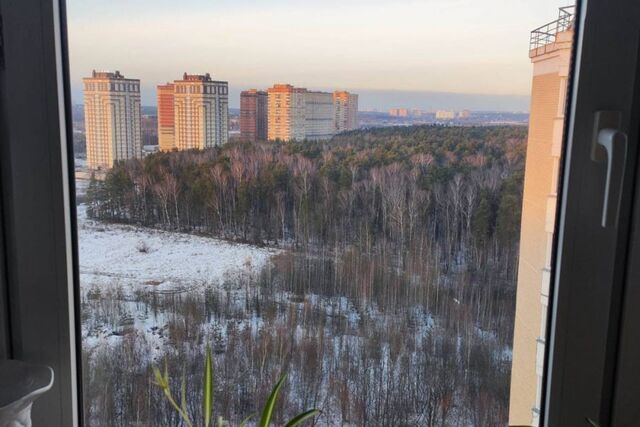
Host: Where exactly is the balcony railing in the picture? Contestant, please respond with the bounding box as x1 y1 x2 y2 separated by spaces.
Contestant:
530 5 576 51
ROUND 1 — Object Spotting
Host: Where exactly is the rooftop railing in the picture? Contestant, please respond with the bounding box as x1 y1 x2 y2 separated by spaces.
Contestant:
530 5 576 51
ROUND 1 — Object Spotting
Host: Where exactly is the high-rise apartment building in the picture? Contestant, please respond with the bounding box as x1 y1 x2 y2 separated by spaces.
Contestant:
457 109 471 119
83 70 142 169
240 89 268 142
333 91 359 132
267 84 358 142
389 108 409 117
157 83 175 151
509 7 574 427
304 91 334 140
174 73 229 150
267 84 306 141
435 110 456 120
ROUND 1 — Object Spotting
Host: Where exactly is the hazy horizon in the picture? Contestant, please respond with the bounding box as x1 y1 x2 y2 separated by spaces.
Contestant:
67 0 565 112
70 84 530 112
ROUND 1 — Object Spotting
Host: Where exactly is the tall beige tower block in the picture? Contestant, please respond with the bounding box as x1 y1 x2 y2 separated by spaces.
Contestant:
509 8 574 427
333 91 359 132
267 84 306 141
83 70 142 170
174 73 229 150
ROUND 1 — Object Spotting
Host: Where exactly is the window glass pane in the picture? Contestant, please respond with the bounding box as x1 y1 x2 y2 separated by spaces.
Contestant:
67 2 575 425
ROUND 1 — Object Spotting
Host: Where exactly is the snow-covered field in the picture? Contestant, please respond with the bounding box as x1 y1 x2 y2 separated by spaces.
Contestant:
78 206 279 353
78 206 278 293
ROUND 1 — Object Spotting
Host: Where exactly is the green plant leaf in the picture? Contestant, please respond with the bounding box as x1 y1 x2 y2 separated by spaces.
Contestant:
204 346 214 427
152 366 166 389
284 409 321 427
152 360 194 427
239 414 253 427
259 373 287 427
181 367 188 414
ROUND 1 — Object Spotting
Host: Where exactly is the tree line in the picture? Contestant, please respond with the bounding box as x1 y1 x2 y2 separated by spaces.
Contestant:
87 125 525 276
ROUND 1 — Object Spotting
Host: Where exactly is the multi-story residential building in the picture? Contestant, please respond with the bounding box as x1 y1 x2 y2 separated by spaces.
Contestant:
240 89 268 142
435 110 456 120
304 91 334 140
333 91 359 132
267 84 359 142
157 83 175 151
509 7 574 427
83 70 142 169
174 73 229 150
389 108 409 117
267 84 306 141
457 109 471 119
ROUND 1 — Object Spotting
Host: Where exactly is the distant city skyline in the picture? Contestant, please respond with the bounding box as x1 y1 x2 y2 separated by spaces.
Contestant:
73 84 531 113
67 0 565 111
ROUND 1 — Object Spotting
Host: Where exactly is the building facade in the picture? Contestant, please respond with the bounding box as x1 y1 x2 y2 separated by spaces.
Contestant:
389 108 409 117
157 83 175 151
267 84 306 141
435 110 456 120
304 91 334 141
83 70 142 169
457 109 471 119
240 89 268 142
174 73 229 150
509 7 574 427
267 84 358 141
333 91 359 132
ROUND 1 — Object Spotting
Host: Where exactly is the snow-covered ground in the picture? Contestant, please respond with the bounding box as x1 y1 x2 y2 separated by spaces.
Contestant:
78 206 278 292
77 206 507 426
78 205 280 354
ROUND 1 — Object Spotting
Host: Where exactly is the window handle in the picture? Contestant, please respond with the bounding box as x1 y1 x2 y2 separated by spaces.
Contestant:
597 127 628 228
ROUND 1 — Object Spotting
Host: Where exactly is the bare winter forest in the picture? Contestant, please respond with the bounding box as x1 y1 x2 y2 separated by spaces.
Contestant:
80 125 527 426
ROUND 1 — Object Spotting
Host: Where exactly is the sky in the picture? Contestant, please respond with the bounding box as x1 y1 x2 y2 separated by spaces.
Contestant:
66 0 569 111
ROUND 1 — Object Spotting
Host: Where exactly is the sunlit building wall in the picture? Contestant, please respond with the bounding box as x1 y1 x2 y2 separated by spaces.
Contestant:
334 91 359 132
389 108 409 117
509 7 574 427
435 110 455 120
83 70 142 169
174 73 229 150
157 83 175 152
457 109 471 119
267 84 307 141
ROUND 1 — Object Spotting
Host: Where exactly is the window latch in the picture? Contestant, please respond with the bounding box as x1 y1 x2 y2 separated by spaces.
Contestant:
592 111 628 228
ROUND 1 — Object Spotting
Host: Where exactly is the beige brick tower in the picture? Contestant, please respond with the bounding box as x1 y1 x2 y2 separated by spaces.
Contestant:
509 6 574 426
83 70 142 169
174 73 229 150
333 91 359 132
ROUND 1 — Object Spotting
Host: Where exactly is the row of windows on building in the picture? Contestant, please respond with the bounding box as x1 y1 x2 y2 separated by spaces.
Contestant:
175 85 229 95
85 82 140 92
